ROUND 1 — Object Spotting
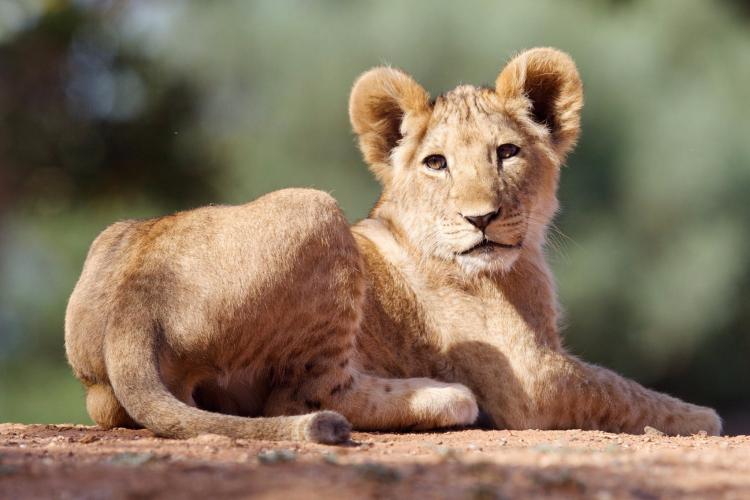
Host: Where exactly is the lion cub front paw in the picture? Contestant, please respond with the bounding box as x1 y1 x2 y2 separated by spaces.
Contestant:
409 382 479 429
659 405 722 436
682 406 722 436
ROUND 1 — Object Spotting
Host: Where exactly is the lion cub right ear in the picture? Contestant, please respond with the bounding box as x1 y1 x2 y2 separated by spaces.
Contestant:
349 67 431 184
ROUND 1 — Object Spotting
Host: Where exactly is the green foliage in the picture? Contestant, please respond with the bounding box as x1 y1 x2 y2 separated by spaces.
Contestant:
0 2 219 212
0 360 89 424
0 0 748 426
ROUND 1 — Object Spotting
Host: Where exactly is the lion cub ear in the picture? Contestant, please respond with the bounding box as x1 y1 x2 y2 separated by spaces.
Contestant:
496 47 583 160
349 67 431 184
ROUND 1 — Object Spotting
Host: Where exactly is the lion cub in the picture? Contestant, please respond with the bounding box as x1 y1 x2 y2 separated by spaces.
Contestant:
66 48 721 443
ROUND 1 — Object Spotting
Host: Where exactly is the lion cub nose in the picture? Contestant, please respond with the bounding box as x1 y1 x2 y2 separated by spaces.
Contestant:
463 209 500 231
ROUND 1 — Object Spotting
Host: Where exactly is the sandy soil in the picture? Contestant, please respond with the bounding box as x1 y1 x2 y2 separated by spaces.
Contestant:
1 424 749 499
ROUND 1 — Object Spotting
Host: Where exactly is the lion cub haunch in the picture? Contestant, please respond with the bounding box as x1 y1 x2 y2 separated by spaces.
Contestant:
66 47 721 442
65 188 478 443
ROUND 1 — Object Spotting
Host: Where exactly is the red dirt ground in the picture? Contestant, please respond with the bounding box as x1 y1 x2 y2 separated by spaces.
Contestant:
1 423 749 499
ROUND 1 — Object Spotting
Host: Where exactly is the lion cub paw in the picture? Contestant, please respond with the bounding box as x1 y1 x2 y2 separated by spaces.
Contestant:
409 382 479 429
304 411 352 444
679 405 722 436
656 404 722 437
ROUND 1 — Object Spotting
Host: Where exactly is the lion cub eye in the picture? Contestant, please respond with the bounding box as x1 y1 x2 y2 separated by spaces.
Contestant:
497 143 520 162
423 154 448 171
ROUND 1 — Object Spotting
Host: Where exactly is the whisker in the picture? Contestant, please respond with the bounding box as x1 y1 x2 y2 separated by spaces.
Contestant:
526 210 582 252
441 229 473 236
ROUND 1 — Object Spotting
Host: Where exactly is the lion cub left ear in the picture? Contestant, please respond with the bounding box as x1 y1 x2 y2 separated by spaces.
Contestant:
349 67 431 184
496 48 583 160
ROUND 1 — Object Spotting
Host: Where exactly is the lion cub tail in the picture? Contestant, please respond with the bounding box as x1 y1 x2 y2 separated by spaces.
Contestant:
103 313 351 444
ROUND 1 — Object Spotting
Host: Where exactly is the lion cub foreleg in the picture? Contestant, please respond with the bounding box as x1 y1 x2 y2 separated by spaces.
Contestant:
476 347 721 436
266 371 478 431
263 329 478 430
529 353 723 436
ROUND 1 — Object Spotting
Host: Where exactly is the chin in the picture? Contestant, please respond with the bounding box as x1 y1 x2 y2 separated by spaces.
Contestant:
455 247 521 276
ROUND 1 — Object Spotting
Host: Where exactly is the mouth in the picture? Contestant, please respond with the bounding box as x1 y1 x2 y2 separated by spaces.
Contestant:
459 238 521 256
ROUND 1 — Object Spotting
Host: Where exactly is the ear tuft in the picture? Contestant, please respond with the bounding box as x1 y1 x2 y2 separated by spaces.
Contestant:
496 47 583 159
349 67 430 184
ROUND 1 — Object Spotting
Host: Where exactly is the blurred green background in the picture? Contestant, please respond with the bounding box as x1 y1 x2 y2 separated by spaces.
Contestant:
1 0 748 434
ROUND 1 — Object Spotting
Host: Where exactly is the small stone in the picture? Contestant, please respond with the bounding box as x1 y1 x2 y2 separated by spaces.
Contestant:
433 446 460 462
45 436 72 448
532 443 564 454
644 426 665 437
0 464 18 476
108 452 158 466
603 443 621 453
79 434 99 444
322 452 339 465
471 483 501 500
354 462 402 483
190 433 234 446
532 469 585 493
257 449 297 464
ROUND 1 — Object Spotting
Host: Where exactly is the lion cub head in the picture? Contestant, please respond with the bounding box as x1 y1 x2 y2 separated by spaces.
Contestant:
350 48 583 274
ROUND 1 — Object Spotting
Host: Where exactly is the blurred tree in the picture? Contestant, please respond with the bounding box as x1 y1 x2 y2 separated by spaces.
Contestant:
0 1 221 423
0 0 748 430
0 2 219 220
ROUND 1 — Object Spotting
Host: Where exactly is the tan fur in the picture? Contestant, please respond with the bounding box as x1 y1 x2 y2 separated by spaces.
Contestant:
65 48 721 443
